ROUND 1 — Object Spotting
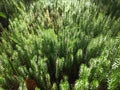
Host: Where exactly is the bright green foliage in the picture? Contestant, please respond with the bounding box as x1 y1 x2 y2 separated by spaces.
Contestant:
74 64 90 90
0 12 6 18
0 0 120 90
59 76 70 90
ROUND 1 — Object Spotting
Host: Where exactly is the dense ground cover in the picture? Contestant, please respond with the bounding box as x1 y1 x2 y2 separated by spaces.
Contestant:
0 0 120 90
